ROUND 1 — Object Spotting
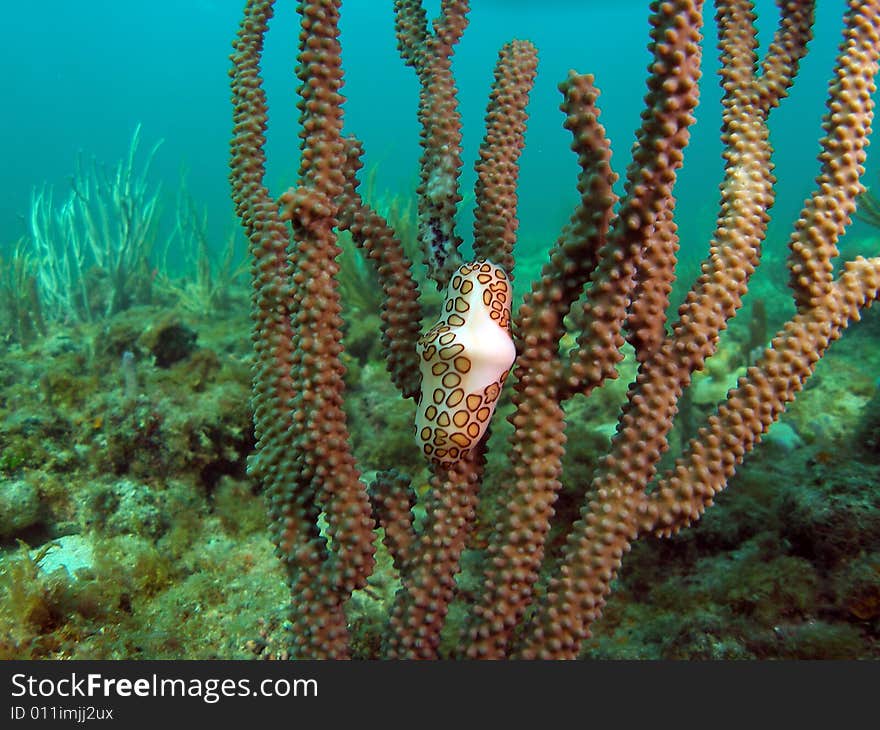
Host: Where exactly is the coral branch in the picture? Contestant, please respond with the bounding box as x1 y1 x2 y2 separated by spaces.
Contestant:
230 0 880 660
564 0 704 396
647 256 880 537
369 470 417 578
386 453 483 659
231 0 374 659
787 0 880 309
338 138 423 399
394 0 469 288
472 40 539 278
757 0 815 112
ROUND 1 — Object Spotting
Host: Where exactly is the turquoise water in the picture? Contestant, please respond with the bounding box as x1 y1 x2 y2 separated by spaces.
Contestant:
0 0 869 263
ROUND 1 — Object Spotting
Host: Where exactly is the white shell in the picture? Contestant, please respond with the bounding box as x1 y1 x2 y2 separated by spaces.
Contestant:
415 260 515 466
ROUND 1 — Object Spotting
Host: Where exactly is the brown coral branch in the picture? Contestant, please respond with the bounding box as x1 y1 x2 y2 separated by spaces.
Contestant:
647 256 880 537
231 0 880 662
626 195 679 362
756 0 815 113
472 40 539 278
230 0 332 655
514 0 781 660
563 0 704 397
648 0 880 534
338 138 423 399
394 0 469 288
394 0 430 71
369 470 417 578
787 0 880 310
232 0 376 660
385 453 483 659
536 73 619 365
459 75 622 658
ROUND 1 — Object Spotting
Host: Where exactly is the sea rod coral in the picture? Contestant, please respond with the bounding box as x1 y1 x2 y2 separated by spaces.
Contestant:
229 0 880 659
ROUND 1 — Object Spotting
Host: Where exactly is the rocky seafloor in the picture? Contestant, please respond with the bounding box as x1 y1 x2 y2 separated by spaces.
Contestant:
1 271 879 660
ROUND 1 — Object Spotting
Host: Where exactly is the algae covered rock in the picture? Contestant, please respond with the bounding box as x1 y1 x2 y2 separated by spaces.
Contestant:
777 461 880 568
83 479 167 539
33 534 96 580
0 477 41 539
139 314 198 368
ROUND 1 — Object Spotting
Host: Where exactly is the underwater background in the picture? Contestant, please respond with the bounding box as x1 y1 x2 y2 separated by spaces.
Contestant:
3 0 874 259
0 0 879 658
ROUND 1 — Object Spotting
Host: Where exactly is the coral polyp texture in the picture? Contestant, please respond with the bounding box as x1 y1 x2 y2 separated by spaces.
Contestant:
228 0 880 659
